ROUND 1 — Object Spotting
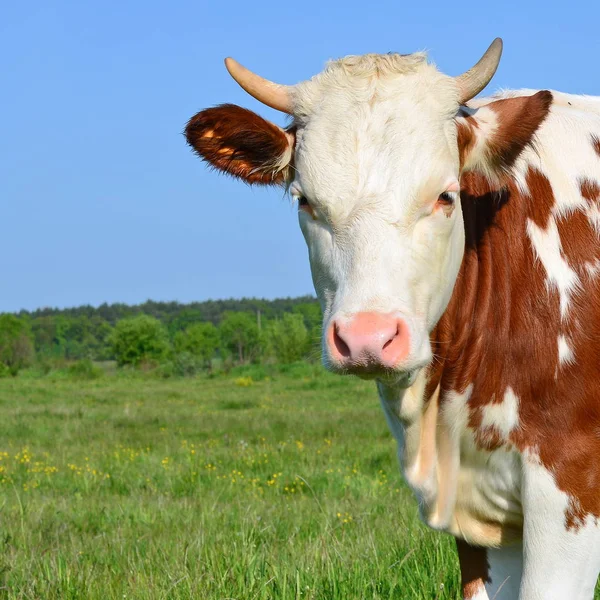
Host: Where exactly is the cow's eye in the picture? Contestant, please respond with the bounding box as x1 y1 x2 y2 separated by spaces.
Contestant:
438 191 456 205
295 194 317 219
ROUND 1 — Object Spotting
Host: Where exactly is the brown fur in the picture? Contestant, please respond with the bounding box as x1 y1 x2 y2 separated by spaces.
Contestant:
456 110 478 170
485 92 553 171
185 104 292 185
580 177 600 202
456 92 553 174
592 135 600 158
558 207 600 270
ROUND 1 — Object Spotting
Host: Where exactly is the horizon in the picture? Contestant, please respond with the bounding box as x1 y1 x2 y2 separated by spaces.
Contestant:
2 1 599 312
8 292 318 316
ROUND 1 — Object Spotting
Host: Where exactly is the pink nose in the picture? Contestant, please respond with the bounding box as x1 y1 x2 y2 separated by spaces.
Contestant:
327 312 410 370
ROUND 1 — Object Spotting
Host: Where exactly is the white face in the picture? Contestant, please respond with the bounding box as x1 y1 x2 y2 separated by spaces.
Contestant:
290 59 466 383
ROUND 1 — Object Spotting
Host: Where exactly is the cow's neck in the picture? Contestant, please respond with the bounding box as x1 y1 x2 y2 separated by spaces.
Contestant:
378 170 527 544
428 172 514 396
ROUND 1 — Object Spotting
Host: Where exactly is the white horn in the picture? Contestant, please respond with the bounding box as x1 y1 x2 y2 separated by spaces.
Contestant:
224 57 293 114
455 38 503 103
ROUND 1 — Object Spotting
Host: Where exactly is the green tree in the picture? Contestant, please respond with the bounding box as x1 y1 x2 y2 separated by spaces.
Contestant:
0 315 35 374
267 313 309 364
173 322 219 367
167 309 206 336
111 315 171 367
219 312 260 363
293 302 322 334
292 302 322 361
31 315 67 358
87 318 114 360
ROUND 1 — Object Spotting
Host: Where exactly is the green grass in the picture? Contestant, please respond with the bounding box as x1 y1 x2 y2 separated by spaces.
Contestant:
0 367 462 599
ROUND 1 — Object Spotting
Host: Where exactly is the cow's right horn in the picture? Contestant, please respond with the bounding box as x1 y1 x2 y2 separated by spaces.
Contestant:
224 58 293 114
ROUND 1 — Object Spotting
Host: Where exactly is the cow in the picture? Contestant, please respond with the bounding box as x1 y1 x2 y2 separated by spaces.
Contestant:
184 39 600 599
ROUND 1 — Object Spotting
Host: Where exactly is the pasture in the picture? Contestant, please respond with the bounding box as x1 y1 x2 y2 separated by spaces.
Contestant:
2 366 596 599
0 366 458 599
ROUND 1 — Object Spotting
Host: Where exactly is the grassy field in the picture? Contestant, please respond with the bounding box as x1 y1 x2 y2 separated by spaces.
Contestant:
0 365 464 599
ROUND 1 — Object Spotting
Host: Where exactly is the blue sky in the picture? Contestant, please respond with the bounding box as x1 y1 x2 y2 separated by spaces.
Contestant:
1 0 598 312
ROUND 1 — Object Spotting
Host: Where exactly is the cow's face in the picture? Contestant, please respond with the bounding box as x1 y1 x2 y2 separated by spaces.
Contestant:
186 41 547 383
289 56 464 382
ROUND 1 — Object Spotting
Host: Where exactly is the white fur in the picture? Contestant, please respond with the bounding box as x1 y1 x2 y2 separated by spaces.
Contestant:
292 54 464 376
380 380 523 548
586 202 600 236
584 258 600 278
480 387 520 439
520 453 600 599
557 335 575 366
459 104 500 181
526 216 580 319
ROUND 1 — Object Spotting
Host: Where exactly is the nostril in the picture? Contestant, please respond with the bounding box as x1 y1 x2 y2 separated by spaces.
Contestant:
333 325 351 359
382 325 400 351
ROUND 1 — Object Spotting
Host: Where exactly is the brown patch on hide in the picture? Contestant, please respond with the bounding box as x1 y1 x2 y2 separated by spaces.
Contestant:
456 539 490 599
185 104 293 184
565 496 599 531
456 91 553 175
456 111 477 171
485 91 553 171
579 177 600 202
592 135 600 158
524 167 555 228
554 177 600 282
476 425 505 452
557 207 600 271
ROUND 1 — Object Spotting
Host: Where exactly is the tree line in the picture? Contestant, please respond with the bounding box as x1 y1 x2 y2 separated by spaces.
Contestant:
0 297 322 376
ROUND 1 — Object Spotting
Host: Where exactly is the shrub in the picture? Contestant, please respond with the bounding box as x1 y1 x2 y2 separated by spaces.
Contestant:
172 352 203 376
173 323 219 367
66 359 103 380
219 312 261 364
0 315 35 374
111 316 171 367
153 361 175 379
266 313 309 364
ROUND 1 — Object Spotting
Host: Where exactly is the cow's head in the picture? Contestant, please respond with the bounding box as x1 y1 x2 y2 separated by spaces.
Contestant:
186 39 551 385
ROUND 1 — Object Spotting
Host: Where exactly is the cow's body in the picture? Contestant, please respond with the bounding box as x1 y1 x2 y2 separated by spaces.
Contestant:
381 89 600 598
185 44 600 598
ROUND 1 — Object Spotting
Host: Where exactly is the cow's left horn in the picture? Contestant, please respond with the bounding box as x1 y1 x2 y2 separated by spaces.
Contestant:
455 38 503 103
224 58 293 114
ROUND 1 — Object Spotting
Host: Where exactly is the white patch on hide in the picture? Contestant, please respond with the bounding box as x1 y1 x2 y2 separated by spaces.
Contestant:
526 216 580 319
584 259 600 278
520 452 600 599
584 203 600 238
557 335 575 366
480 387 520 439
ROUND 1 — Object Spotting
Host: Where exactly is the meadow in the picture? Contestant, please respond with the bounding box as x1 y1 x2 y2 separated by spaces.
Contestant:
0 365 466 599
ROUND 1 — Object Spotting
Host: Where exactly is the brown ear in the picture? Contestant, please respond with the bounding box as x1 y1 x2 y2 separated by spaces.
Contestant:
456 90 553 177
185 104 294 185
